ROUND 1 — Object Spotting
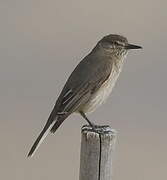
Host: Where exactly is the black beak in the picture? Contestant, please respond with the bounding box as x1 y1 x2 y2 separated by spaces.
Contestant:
125 44 142 50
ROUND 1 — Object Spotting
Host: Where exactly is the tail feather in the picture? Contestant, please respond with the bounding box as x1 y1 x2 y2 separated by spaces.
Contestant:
50 119 65 133
27 121 55 157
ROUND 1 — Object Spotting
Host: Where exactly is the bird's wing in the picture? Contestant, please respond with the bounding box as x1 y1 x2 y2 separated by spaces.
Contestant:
50 54 113 132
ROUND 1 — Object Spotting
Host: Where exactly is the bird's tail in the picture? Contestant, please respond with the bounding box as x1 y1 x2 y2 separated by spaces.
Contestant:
50 118 65 133
27 119 55 158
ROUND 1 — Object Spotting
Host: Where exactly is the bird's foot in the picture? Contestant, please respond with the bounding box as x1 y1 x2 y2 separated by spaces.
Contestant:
82 124 110 134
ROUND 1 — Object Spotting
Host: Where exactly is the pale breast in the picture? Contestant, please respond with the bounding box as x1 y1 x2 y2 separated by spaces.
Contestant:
80 64 122 113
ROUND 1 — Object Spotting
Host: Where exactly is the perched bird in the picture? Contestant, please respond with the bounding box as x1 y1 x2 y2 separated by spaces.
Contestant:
28 34 142 157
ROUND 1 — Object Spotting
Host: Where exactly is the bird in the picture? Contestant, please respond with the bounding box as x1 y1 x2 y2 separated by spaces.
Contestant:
28 34 142 157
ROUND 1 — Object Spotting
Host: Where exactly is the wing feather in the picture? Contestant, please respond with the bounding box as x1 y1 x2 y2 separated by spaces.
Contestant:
56 55 113 115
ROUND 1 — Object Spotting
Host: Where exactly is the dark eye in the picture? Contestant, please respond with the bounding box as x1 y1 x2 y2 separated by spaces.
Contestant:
115 41 119 45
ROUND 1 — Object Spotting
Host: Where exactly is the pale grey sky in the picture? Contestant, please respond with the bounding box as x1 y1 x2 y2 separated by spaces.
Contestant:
0 0 167 180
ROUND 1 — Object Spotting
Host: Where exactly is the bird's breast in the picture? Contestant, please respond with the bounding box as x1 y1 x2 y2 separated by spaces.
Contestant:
80 65 122 113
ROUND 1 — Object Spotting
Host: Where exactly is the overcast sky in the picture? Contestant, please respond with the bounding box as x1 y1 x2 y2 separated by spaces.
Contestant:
0 0 167 180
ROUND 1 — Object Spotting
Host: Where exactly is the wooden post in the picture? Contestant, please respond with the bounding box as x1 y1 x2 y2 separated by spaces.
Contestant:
79 125 117 180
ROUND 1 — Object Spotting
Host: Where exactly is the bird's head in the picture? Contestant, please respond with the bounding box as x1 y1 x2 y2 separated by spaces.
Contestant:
98 34 142 58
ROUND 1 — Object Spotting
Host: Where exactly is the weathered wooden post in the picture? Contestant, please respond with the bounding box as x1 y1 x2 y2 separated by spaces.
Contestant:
79 125 117 180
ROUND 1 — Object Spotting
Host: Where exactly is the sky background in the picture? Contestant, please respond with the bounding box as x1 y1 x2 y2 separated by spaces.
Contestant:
0 0 167 179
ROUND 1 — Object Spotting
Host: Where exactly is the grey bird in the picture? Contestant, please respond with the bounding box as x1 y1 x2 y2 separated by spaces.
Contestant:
28 34 142 157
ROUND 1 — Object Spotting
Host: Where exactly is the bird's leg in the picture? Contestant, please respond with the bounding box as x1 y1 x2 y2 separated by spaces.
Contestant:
79 111 110 133
79 111 95 128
